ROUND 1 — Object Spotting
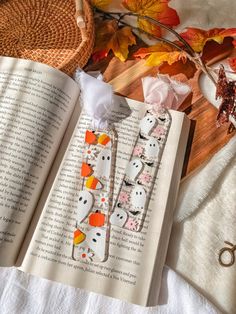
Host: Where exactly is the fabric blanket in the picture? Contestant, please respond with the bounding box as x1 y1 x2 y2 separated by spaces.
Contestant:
0 266 219 314
168 135 236 314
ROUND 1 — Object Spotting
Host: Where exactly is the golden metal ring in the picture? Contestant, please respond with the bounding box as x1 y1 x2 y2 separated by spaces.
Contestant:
219 247 235 267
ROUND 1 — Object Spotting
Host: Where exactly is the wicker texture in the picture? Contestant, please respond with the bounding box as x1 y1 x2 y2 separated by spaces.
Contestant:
0 0 94 74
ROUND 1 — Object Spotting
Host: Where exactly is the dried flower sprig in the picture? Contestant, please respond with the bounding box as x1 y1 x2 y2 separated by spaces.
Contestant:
216 66 236 127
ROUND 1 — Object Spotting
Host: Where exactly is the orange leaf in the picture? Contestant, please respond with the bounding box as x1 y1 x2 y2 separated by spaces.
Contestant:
159 59 197 79
91 0 112 9
228 57 236 72
122 0 179 36
92 20 136 62
180 27 236 53
134 43 187 66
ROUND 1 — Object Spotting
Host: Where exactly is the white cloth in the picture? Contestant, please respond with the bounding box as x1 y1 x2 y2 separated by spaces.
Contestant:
0 266 219 314
167 135 236 314
174 135 236 222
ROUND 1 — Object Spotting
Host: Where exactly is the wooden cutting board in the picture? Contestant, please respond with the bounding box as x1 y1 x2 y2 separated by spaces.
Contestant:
85 39 236 177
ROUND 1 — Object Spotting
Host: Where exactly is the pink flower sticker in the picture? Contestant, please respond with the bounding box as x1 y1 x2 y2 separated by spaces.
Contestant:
152 126 165 137
133 145 143 157
139 172 152 185
118 191 129 203
125 217 138 231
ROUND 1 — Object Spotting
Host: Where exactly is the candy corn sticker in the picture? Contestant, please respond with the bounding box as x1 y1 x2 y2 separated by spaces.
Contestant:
73 229 86 245
85 130 97 144
98 133 111 146
81 162 93 177
86 176 103 190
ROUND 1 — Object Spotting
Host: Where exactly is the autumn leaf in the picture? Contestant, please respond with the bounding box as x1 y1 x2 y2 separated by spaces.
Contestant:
138 18 162 37
92 20 136 62
122 0 180 36
133 43 187 66
91 0 112 9
180 27 236 53
159 59 197 79
228 57 236 72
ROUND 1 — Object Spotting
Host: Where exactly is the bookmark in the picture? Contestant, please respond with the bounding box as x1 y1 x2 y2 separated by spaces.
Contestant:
110 75 191 232
110 108 171 232
72 71 117 263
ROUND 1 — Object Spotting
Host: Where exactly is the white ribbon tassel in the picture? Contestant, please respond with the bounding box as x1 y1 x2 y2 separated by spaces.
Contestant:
74 70 116 129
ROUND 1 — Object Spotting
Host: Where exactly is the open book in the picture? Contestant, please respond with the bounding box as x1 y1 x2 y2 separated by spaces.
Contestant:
0 56 190 306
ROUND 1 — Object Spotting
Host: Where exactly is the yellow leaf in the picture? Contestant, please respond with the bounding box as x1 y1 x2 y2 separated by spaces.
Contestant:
133 43 186 66
145 51 186 66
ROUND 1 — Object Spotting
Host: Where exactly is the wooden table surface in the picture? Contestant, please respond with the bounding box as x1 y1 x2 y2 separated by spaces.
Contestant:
85 39 236 177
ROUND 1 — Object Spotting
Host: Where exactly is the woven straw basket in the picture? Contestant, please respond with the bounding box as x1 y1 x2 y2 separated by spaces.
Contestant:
0 0 94 75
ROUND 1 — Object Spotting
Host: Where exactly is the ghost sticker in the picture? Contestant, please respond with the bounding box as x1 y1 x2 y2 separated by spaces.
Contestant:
144 138 159 163
86 227 107 261
77 190 94 223
95 148 111 179
110 208 128 227
125 159 144 184
139 114 157 139
131 185 146 211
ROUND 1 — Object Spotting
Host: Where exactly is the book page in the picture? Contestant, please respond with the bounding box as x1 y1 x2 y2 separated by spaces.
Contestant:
0 57 79 266
21 97 189 306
